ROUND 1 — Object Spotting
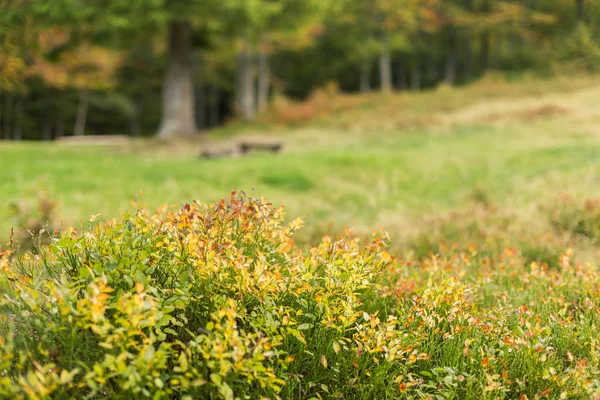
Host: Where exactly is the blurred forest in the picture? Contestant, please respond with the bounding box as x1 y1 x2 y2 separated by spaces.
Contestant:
0 0 599 140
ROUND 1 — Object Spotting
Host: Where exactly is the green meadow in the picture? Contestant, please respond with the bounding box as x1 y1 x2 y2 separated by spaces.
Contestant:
2 76 599 259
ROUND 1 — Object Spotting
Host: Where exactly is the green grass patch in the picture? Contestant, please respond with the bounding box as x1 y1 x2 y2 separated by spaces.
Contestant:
259 171 314 191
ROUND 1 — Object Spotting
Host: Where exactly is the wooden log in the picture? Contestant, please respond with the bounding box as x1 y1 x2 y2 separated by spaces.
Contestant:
199 143 240 159
56 135 129 145
199 137 283 159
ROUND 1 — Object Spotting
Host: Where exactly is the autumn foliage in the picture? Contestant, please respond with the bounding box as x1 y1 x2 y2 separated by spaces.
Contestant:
0 194 599 399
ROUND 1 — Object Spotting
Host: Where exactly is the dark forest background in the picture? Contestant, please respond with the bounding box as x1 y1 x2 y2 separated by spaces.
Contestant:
0 0 598 140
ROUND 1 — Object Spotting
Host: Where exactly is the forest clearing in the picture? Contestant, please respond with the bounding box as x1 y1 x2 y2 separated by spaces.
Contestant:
2 75 599 259
2 0 600 398
2 75 600 398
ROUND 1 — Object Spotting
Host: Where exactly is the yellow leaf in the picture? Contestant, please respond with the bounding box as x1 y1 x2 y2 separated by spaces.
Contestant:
154 377 164 389
321 354 328 369
332 341 341 354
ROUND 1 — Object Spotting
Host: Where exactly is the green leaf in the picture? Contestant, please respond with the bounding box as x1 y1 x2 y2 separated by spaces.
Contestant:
164 328 178 336
135 270 147 284
154 377 164 389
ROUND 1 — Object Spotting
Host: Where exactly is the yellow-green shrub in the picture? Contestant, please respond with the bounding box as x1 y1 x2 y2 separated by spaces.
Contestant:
0 194 394 399
1 194 599 399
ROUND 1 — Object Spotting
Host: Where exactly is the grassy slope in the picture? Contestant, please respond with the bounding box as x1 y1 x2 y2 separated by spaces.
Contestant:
1 75 599 256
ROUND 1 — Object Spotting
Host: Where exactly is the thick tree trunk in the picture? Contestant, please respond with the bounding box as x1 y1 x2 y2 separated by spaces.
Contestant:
243 46 256 121
157 20 197 138
379 37 392 93
360 57 371 92
239 41 256 121
74 91 88 136
257 40 270 113
410 55 421 91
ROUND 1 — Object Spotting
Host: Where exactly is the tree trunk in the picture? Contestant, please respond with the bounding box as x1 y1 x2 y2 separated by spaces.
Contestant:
360 56 371 93
74 91 88 136
480 0 491 73
157 20 197 138
234 52 243 116
445 31 457 85
257 39 270 113
426 53 438 84
480 32 490 72
196 85 205 130
13 96 23 140
130 105 141 137
462 34 473 81
379 37 392 93
208 84 219 128
410 55 421 91
576 0 585 24
195 55 206 130
239 41 256 121
55 110 65 139
396 54 406 90
461 0 473 81
0 90 3 140
42 112 53 141
3 93 12 140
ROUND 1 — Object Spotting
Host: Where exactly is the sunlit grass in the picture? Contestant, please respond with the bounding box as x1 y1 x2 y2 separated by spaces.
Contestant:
1 75 599 259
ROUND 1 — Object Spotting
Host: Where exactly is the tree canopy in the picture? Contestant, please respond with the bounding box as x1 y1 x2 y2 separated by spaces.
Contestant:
0 0 598 139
